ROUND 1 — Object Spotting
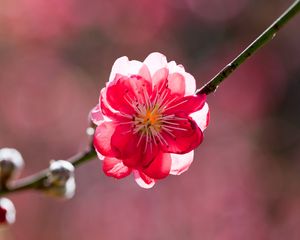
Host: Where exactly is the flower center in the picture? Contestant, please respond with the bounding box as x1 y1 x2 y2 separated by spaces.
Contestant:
143 108 159 125
122 82 188 150
135 106 162 134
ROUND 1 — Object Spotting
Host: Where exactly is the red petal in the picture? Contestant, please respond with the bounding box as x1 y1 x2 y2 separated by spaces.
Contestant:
133 170 155 189
127 60 143 76
167 61 196 96
152 68 169 88
143 52 168 76
93 121 117 157
95 149 105 160
109 56 129 82
151 69 171 104
138 64 152 84
161 114 203 154
106 75 136 115
90 105 104 125
142 152 171 179
109 57 150 84
100 89 128 121
183 72 196 96
164 94 206 115
169 151 194 175
106 75 152 115
103 157 131 179
167 73 185 96
111 124 163 169
190 102 210 131
110 125 143 168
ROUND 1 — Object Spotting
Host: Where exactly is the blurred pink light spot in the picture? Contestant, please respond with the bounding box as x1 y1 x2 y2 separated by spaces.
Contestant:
185 0 249 23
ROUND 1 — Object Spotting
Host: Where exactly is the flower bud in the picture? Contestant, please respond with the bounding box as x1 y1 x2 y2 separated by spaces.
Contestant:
86 127 95 136
0 198 16 225
44 160 76 199
0 148 24 186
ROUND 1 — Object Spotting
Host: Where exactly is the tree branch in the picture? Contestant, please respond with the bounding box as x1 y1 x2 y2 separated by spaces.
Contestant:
196 0 300 95
0 148 96 196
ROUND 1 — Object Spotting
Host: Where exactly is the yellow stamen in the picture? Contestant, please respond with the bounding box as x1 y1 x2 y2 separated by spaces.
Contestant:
144 109 158 125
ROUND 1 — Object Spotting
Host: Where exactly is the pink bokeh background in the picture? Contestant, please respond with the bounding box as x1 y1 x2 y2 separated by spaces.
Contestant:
0 0 300 239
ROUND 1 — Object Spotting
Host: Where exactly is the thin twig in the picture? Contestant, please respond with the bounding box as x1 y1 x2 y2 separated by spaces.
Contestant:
0 148 96 196
196 0 300 95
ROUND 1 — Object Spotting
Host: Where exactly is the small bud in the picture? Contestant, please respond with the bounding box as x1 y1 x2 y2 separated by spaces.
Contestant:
44 160 76 199
86 127 95 136
0 148 24 186
0 198 16 225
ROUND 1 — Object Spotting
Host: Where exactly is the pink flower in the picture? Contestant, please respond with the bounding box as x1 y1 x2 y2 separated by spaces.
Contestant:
91 52 209 188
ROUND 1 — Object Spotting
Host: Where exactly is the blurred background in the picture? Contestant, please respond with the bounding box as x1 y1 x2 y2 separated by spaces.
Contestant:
0 0 300 239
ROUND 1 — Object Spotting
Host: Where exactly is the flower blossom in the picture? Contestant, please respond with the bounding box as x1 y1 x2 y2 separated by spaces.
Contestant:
44 160 76 199
0 198 16 225
0 148 24 187
91 52 209 188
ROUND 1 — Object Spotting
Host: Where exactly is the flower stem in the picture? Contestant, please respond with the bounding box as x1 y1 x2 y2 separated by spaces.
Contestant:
196 0 300 95
0 0 299 196
0 148 97 196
